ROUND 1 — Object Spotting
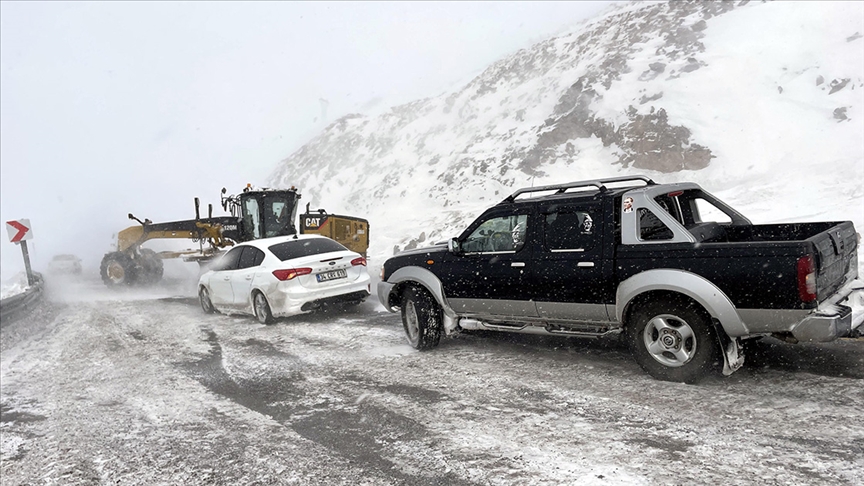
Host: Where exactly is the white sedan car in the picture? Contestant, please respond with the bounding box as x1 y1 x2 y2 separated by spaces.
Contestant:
198 234 370 323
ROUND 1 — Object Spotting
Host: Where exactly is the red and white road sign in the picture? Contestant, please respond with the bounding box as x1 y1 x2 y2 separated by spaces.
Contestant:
6 219 33 243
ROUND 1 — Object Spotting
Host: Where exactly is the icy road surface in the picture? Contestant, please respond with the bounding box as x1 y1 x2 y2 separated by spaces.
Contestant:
2 276 863 485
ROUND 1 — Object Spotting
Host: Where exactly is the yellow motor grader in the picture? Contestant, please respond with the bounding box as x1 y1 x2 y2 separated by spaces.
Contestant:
99 185 369 288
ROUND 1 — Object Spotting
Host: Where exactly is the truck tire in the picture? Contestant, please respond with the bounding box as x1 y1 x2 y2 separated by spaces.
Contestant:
100 252 138 287
139 249 164 285
627 299 718 383
400 286 442 350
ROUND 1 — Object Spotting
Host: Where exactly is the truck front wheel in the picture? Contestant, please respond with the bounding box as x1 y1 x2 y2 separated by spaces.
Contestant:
628 300 718 383
400 286 442 350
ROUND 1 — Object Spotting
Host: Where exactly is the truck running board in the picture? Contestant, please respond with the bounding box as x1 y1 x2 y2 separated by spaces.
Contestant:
458 318 621 338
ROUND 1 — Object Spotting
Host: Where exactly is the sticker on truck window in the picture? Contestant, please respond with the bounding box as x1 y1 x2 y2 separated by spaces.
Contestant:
623 197 634 213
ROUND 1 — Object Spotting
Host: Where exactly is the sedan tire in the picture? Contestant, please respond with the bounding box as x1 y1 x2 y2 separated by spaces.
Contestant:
254 292 275 325
199 287 215 314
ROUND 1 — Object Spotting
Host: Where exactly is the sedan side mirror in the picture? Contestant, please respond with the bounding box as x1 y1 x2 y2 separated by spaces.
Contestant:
448 237 461 254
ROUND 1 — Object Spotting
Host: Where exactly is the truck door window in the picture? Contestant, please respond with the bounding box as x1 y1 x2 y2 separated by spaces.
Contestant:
462 214 528 254
655 195 684 225
638 208 674 240
545 210 596 251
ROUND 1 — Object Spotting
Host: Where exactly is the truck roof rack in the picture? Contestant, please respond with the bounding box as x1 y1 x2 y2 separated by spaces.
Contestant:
504 175 655 202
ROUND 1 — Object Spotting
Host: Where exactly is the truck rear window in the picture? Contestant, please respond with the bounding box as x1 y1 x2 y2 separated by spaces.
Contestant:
268 238 348 261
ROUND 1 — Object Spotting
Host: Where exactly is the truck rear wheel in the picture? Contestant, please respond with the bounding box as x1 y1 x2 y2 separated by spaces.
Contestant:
628 299 718 383
100 252 138 287
400 286 442 350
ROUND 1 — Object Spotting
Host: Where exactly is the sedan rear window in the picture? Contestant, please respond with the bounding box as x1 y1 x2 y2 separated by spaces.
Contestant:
268 238 348 261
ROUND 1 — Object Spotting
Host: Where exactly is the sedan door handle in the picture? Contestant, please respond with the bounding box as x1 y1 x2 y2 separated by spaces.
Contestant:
511 262 526 268
577 262 595 268
245 275 253 281
223 276 231 281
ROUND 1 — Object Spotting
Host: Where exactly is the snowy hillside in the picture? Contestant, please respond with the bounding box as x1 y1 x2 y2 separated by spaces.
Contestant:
268 0 864 263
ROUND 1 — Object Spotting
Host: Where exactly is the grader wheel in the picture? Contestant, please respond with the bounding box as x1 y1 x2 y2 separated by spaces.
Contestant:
100 252 138 287
138 248 164 285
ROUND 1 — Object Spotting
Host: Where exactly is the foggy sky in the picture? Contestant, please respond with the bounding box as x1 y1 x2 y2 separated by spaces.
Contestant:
0 1 617 279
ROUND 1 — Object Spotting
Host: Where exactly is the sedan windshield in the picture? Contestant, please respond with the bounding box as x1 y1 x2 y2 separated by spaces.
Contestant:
268 238 347 261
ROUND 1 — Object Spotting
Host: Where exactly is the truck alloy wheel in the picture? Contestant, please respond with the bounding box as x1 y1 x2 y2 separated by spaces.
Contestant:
628 300 718 383
642 313 697 367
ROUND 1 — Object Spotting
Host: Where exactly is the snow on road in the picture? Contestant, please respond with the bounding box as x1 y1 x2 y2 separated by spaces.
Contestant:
1 276 863 485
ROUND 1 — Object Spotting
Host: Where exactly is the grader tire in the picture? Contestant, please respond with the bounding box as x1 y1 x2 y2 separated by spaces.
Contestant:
100 252 138 288
138 248 164 285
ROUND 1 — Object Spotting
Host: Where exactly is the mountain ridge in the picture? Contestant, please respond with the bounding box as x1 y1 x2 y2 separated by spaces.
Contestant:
269 0 864 261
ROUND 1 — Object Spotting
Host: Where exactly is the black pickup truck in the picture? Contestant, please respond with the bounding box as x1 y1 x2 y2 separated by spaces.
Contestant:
378 176 863 383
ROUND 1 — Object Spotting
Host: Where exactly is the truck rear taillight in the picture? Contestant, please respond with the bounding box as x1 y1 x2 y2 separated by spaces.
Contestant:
273 268 312 281
797 255 817 303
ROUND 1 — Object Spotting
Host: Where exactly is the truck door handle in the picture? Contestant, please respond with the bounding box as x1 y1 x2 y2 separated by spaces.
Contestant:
577 262 595 268
511 262 526 268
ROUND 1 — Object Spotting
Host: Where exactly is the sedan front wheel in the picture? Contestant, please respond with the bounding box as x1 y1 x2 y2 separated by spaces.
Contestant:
199 287 215 314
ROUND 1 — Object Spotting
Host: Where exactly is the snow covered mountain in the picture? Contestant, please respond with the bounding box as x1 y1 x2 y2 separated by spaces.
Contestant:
268 0 864 263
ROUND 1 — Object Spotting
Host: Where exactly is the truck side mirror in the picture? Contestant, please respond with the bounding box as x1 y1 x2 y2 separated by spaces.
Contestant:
448 237 461 254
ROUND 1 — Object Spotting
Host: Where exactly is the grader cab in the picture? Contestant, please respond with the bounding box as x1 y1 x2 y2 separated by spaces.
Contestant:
99 186 368 287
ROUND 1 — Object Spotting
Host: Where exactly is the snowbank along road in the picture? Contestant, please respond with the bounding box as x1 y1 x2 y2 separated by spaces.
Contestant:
1 275 863 485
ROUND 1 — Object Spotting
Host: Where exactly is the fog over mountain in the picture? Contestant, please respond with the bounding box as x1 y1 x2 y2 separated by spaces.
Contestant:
269 0 863 262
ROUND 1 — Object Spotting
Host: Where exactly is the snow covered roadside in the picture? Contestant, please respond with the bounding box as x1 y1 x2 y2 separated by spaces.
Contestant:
0 272 29 300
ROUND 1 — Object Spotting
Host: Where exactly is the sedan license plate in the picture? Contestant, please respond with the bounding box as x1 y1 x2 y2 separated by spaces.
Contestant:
316 269 347 282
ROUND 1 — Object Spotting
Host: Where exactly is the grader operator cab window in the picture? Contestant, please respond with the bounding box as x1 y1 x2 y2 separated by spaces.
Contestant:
242 198 262 239
239 191 299 241
265 200 292 238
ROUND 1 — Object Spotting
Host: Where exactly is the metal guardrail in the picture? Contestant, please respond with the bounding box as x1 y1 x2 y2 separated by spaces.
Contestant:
0 272 44 326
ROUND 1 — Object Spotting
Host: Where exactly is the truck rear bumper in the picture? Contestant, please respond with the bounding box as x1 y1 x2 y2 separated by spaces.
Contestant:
791 280 864 342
